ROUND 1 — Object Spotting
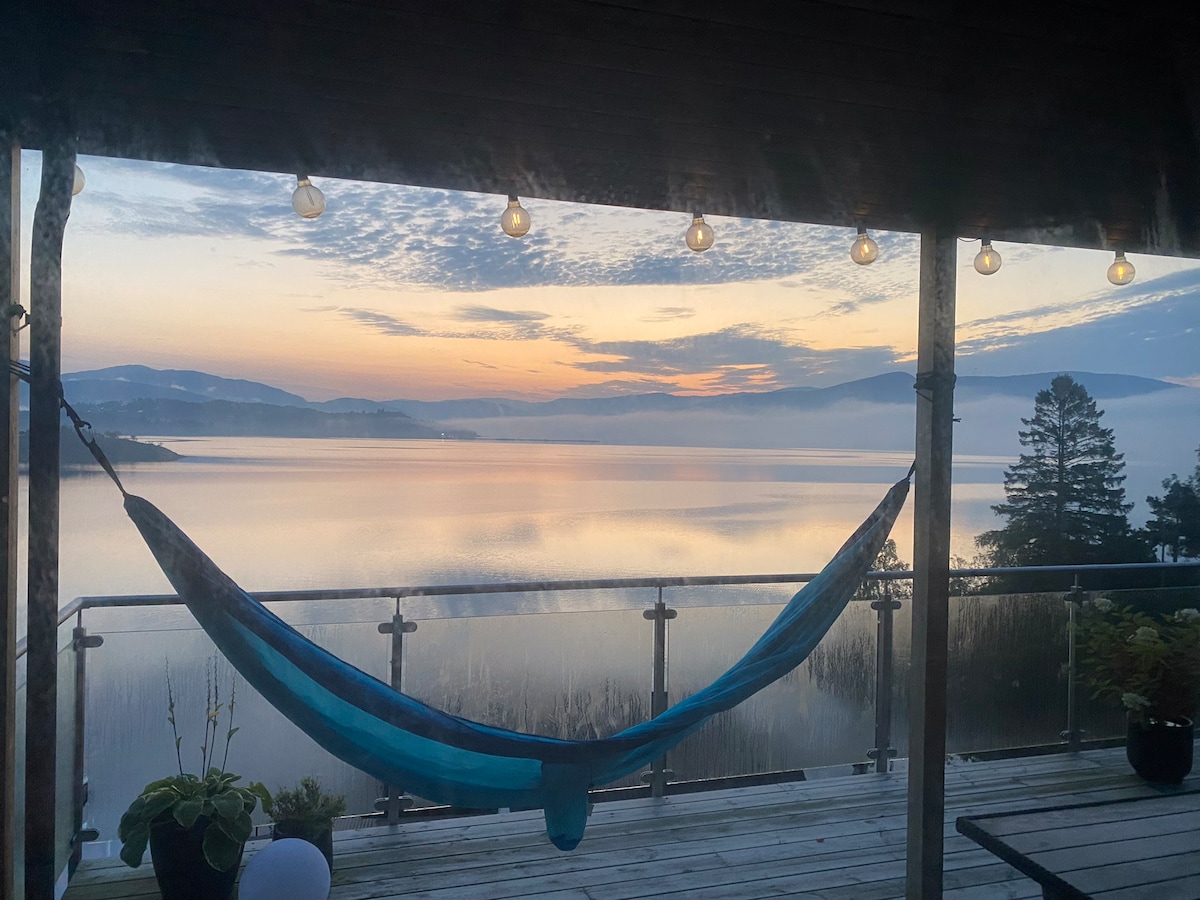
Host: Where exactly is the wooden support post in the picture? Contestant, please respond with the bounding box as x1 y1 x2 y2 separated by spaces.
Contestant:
0 136 21 900
905 227 957 900
25 142 74 900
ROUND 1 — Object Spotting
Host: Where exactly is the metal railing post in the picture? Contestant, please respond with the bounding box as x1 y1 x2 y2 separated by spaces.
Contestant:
70 617 101 869
376 602 417 824
1061 576 1085 749
868 581 901 773
641 588 676 797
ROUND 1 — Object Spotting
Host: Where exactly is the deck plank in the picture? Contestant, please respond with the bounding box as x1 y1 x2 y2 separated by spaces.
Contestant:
63 743 1198 900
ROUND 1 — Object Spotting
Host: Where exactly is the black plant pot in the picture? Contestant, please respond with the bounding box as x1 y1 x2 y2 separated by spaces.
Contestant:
272 819 334 872
149 817 243 900
1126 716 1194 784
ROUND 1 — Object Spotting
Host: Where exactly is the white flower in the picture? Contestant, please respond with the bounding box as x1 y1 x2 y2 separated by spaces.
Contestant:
1173 608 1199 622
1128 626 1159 644
1091 597 1114 613
1121 692 1151 710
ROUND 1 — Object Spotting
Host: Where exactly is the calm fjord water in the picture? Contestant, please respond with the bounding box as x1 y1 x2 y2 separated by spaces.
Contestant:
39 438 1001 608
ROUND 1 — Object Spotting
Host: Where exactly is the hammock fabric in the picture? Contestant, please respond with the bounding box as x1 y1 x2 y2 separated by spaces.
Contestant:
124 472 910 850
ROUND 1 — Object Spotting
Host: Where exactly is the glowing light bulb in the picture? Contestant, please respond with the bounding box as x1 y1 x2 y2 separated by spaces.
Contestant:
973 240 1002 275
72 164 85 196
1106 251 1135 286
292 176 326 219
685 213 714 252
850 227 879 265
501 196 531 237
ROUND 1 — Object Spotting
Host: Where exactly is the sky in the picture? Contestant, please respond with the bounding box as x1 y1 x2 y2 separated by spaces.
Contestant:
17 152 1200 402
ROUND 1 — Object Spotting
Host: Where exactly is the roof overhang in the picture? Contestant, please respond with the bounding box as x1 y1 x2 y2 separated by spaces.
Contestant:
5 0 1200 256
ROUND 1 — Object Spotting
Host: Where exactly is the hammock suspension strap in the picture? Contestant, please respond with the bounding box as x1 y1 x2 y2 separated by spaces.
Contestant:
9 361 128 496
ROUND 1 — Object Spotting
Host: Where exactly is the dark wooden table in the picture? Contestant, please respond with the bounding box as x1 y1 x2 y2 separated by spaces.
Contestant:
956 790 1200 899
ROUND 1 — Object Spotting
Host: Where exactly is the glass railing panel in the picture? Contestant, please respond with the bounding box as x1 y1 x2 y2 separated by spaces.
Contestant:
56 622 79 883
403 606 654 794
937 592 1071 754
80 599 393 849
664 583 878 779
1072 585 1199 742
14 648 26 898
12 622 75 896
666 581 798 613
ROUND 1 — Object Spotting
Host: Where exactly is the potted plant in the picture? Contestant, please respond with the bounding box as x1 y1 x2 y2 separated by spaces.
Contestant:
117 663 272 900
1076 599 1200 783
271 775 346 871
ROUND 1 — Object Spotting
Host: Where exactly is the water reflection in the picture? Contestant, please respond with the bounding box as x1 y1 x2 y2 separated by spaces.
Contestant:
34 440 1003 614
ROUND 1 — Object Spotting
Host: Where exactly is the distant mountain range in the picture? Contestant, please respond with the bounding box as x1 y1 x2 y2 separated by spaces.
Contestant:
46 366 1188 424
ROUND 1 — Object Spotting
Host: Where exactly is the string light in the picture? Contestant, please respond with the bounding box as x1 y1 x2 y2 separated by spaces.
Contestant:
850 226 879 265
72 164 85 196
973 239 1002 275
685 212 714 252
501 195 531 237
1106 251 1135 285
291 176 326 219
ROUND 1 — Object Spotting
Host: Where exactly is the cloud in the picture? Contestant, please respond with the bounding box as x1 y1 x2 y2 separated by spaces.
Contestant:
962 269 1200 339
452 305 550 323
641 307 696 322
72 159 290 241
322 300 906 391
561 325 904 387
821 292 891 317
957 290 1200 381
336 308 426 336
76 158 923 294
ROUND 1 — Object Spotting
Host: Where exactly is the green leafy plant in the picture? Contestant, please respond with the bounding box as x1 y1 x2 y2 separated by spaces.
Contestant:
272 776 346 833
118 660 272 872
1076 599 1200 724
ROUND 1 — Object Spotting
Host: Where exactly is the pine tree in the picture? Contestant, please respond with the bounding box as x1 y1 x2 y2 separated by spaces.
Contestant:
976 374 1151 568
853 538 913 602
1145 443 1200 561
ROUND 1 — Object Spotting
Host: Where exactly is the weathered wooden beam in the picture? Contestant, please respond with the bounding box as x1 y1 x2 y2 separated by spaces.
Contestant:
25 141 74 900
0 136 21 900
905 227 956 900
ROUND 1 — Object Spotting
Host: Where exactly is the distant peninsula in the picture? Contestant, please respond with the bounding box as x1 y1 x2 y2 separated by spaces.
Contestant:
19 429 181 465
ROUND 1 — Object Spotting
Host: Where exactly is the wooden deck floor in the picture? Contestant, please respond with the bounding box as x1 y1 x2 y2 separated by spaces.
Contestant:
66 744 1199 899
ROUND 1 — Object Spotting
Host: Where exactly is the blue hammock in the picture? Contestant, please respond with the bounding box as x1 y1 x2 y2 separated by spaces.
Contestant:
123 472 910 850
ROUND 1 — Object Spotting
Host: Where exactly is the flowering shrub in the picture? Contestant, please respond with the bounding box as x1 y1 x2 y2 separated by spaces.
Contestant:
1076 599 1200 724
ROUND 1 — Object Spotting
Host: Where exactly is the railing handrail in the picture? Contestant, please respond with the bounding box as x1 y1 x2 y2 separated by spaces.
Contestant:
15 559 1200 661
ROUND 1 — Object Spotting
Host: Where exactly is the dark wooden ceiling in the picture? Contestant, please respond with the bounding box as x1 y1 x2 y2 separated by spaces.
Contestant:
5 0 1200 256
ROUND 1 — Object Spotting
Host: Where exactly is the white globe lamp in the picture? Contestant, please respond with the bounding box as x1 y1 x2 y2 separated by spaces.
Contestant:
238 838 331 900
